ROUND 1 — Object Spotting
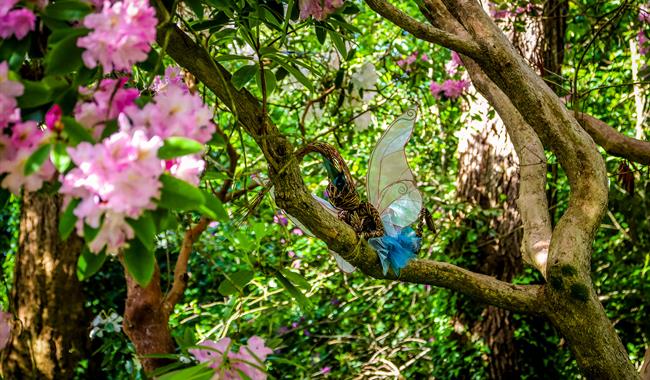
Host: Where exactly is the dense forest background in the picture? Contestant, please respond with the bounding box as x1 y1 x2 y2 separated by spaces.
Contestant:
1 0 649 378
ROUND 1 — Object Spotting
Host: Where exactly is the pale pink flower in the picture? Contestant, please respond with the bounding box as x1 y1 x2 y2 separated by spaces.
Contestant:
61 129 163 253
639 31 650 55
0 8 36 40
0 61 24 98
299 0 343 20
189 338 231 369
10 120 44 150
0 149 56 195
87 212 135 253
445 51 463 75
151 66 188 93
0 0 19 16
77 0 157 73
640 5 650 23
125 83 215 143
74 78 139 138
291 228 303 236
166 154 205 185
429 81 443 98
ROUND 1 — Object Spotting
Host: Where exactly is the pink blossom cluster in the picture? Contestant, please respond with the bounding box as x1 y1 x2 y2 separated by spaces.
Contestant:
61 129 164 253
397 51 428 72
77 0 157 74
640 4 650 23
639 31 650 55
299 0 343 21
429 79 470 100
63 73 215 253
0 62 55 195
75 78 139 139
0 0 36 40
124 80 215 144
445 51 463 75
189 336 273 380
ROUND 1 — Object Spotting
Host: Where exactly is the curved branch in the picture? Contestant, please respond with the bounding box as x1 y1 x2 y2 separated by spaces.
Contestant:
465 59 552 278
363 0 481 58
576 113 650 165
152 6 542 316
162 217 209 314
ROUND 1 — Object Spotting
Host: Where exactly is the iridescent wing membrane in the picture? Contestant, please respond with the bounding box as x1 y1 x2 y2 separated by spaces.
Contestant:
367 108 422 228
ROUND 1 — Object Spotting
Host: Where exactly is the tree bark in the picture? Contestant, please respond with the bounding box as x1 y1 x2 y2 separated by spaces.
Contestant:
122 263 176 374
1 192 87 380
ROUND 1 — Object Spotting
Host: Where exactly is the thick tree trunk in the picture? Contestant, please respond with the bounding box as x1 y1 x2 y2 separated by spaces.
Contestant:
1 192 87 380
122 264 175 373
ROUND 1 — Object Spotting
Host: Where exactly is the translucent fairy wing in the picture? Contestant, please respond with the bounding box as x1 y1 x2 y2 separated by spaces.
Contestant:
270 187 356 273
367 108 422 227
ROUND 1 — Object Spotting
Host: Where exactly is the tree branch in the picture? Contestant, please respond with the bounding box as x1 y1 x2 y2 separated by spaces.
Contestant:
152 6 543 316
162 217 209 314
464 59 552 278
576 113 650 165
363 0 481 58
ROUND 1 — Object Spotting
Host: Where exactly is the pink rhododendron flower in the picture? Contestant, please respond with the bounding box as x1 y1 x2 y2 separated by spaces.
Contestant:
273 212 288 226
299 0 343 21
0 121 55 194
77 0 157 73
190 336 272 380
0 0 19 15
0 148 56 194
75 78 139 138
640 5 650 23
61 129 163 253
430 79 470 100
0 6 36 40
445 51 463 75
151 66 188 93
0 61 23 127
125 82 215 143
45 104 63 130
639 31 650 55
166 154 205 185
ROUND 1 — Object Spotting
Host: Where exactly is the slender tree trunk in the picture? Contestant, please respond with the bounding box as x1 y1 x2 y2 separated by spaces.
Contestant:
1 192 87 380
122 264 175 373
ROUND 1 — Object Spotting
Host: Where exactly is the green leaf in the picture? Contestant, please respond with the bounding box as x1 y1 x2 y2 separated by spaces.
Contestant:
77 247 107 281
158 137 203 159
83 222 100 243
214 54 254 62
127 212 157 251
157 174 205 210
44 0 93 21
50 142 71 172
157 364 214 380
231 65 258 90
218 270 254 296
256 68 276 96
17 80 53 109
271 55 314 92
24 144 51 176
45 32 85 75
275 271 311 311
184 0 204 18
328 30 347 60
123 238 155 287
279 268 310 290
62 116 94 145
199 190 228 220
59 198 81 240
0 188 10 208
315 24 327 45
